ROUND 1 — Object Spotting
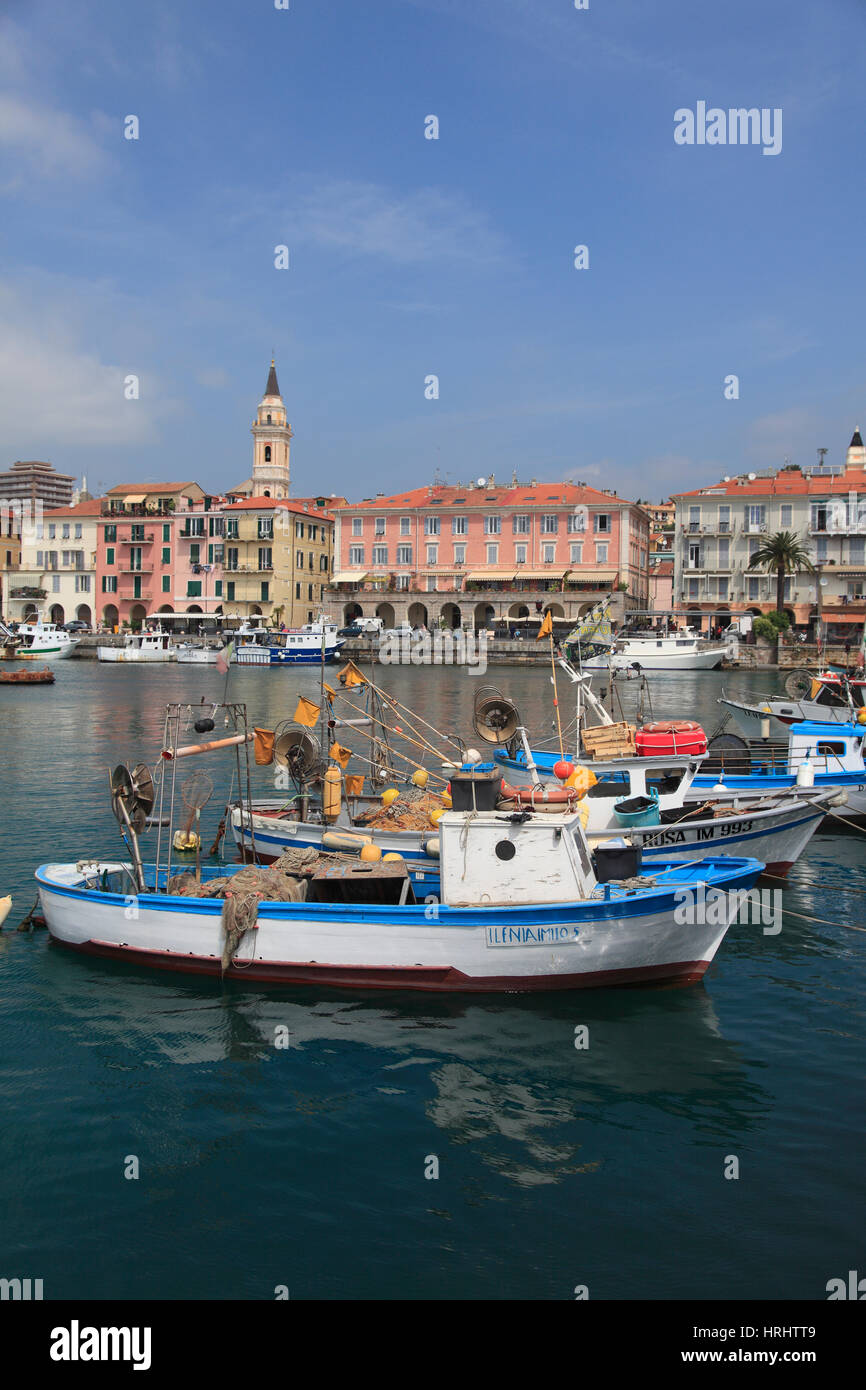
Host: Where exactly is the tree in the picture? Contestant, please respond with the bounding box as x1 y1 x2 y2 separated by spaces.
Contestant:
746 531 815 613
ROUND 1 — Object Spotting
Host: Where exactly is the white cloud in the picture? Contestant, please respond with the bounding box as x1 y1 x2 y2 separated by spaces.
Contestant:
0 93 108 186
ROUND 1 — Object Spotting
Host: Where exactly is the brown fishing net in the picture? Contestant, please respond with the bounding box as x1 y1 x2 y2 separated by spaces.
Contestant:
355 790 448 833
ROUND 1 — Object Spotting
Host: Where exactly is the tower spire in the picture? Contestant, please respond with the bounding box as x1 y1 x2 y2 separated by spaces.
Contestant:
264 358 281 399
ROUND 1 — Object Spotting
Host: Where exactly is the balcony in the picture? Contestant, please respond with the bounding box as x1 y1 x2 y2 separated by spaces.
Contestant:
223 563 272 574
119 563 154 574
118 590 153 602
120 532 154 544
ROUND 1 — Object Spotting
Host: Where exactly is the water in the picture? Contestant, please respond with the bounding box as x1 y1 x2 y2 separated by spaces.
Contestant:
0 662 863 1299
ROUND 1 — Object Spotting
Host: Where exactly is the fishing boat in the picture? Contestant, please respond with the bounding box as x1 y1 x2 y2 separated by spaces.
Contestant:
97 629 175 662
173 642 221 665
576 627 730 672
234 617 344 666
1 621 78 659
720 670 866 738
0 665 55 684
34 699 766 991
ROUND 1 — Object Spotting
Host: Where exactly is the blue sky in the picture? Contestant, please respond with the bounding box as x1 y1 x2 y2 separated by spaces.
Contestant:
0 0 864 502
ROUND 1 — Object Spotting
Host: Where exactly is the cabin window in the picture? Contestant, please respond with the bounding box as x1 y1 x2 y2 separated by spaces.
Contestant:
815 742 845 756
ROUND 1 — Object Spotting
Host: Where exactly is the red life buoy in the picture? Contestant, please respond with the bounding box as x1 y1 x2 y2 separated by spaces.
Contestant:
500 782 578 805
641 721 701 734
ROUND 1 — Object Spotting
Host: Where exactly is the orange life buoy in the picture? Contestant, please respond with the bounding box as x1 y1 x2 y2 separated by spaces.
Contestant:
500 782 579 806
641 720 701 734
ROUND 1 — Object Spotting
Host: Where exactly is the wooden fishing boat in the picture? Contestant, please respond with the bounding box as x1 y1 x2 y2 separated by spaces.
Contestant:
0 665 55 684
34 699 765 992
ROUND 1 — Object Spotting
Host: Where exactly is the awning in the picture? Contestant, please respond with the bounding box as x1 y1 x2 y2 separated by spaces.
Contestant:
564 569 618 584
465 570 516 582
823 612 865 624
124 493 147 504
332 572 367 583
512 568 567 580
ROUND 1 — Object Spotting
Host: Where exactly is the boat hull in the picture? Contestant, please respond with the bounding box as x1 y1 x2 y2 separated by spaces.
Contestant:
234 645 343 666
97 647 175 662
35 859 762 993
582 647 726 671
721 696 859 739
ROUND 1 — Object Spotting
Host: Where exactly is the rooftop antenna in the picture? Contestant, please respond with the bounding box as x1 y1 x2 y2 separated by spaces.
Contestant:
817 447 828 468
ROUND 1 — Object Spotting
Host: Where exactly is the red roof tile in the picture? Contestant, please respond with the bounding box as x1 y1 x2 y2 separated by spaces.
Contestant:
334 482 636 510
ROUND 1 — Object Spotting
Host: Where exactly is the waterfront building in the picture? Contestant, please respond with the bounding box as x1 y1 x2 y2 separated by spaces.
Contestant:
328 478 649 631
221 497 334 626
228 360 293 500
672 429 866 637
12 499 102 625
0 459 75 511
96 482 208 628
648 558 674 615
0 507 23 621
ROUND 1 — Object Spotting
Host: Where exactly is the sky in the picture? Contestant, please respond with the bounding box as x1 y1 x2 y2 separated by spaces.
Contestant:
0 0 864 504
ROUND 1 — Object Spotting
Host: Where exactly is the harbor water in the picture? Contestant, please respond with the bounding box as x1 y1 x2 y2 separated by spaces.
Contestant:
0 663 863 1299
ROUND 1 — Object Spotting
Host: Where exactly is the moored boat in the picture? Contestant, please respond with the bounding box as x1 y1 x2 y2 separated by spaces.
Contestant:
0 665 55 684
97 630 175 662
1 621 79 659
234 617 344 666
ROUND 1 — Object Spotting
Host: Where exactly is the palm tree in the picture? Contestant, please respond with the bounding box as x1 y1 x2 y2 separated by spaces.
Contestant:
746 531 815 613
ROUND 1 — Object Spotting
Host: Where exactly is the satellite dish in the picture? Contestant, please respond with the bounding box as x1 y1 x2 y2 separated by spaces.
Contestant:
477 476 486 487
273 725 321 776
472 685 520 744
748 472 756 480
723 475 730 482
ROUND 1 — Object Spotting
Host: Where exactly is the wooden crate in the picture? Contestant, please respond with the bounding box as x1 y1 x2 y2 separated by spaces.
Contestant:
582 721 636 759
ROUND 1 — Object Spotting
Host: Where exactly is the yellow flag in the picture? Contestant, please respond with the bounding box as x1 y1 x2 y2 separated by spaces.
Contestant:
330 742 352 768
536 611 553 641
338 660 367 688
323 682 336 699
345 773 364 797
293 696 321 727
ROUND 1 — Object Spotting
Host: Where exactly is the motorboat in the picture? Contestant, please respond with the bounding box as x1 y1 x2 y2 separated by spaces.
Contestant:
97 629 175 662
1 621 79 659
575 627 731 672
234 617 344 666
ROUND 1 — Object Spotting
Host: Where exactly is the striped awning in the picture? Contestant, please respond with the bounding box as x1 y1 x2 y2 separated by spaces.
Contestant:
465 569 516 581
332 572 368 583
513 568 567 580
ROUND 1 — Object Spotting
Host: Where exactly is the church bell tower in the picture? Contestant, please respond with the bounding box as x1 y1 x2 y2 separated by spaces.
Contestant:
251 360 292 498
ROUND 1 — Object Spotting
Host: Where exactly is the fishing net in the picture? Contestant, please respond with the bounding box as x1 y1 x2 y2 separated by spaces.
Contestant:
356 791 449 832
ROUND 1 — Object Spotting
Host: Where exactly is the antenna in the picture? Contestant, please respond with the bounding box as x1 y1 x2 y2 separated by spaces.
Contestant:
817 447 829 468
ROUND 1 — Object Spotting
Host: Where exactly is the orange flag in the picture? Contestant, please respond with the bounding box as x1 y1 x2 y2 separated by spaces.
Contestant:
293 696 321 727
330 742 352 769
338 661 367 688
344 774 364 797
536 611 553 641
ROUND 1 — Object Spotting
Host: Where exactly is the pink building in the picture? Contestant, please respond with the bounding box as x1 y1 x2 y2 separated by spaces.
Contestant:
330 479 649 630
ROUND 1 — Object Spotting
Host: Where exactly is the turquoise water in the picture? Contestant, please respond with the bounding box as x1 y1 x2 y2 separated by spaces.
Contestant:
0 663 863 1299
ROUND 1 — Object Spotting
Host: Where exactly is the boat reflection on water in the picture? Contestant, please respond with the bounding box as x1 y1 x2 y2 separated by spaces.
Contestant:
42 950 767 1187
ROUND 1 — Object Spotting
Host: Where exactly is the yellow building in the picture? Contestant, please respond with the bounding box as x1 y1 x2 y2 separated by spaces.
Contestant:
222 498 335 625
0 507 22 621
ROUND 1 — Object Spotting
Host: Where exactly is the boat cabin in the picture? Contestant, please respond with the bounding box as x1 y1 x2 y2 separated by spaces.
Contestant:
787 722 866 776
439 806 598 906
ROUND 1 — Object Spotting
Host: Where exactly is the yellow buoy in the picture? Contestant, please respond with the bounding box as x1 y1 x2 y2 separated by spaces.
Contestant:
383 852 403 862
323 766 342 823
428 807 444 827
441 791 452 808
381 788 400 806
360 843 382 862
857 708 866 725
411 768 429 788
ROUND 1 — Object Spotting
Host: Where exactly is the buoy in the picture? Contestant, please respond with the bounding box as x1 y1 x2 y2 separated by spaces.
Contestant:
441 791 452 808
323 766 342 823
428 807 444 827
553 760 575 781
322 830 372 853
465 747 481 764
360 842 382 862
423 836 440 858
797 756 814 788
411 768 429 789
381 788 400 806
857 708 866 725
172 830 200 851
383 852 403 862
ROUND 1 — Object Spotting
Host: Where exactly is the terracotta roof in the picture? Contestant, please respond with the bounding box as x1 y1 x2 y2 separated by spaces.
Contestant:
334 482 636 511
673 465 866 500
44 498 106 516
105 481 201 496
652 560 674 576
222 496 333 520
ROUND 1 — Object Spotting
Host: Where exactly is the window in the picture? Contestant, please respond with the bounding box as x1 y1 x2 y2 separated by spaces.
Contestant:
349 546 364 565
748 576 760 598
688 543 701 569
264 446 271 463
395 575 409 591
163 523 170 542
226 582 235 601
400 516 411 536
512 514 529 535
397 545 412 564
515 543 527 564
62 550 71 567
426 544 438 565
36 550 43 567
780 504 792 529
567 513 586 533
48 524 56 539
162 546 170 565
850 537 865 564
162 576 171 593
258 518 273 540
486 543 499 564
102 576 118 593
687 577 699 598
47 551 57 569
371 545 387 566
452 516 468 535
375 516 386 536
226 548 239 571
106 548 115 566
816 536 828 563
52 575 60 592
570 543 582 564
747 504 766 532
596 543 608 564
295 521 305 538
484 515 501 535
688 506 700 532
308 583 314 600
593 514 611 533
189 544 200 565
214 581 222 596
74 575 90 593
258 547 272 570
310 525 318 542
541 515 558 534
718 506 730 532
453 544 466 565
261 582 269 602
74 524 82 540
543 544 556 563
61 523 70 539
426 577 437 592
296 552 304 568
352 518 363 537
718 538 729 567
295 583 301 599
187 581 202 597
225 518 238 538
104 525 116 543
717 577 728 599
424 516 440 536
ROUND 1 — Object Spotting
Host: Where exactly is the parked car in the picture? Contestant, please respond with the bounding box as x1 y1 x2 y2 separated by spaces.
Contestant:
338 623 365 638
63 620 92 633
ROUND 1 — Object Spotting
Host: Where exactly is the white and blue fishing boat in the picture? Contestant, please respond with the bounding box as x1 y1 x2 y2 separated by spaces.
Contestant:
33 701 764 992
234 617 344 666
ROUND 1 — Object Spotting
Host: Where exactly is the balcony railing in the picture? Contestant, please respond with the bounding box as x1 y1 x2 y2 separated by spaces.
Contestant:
120 532 154 544
119 563 154 574
118 590 153 602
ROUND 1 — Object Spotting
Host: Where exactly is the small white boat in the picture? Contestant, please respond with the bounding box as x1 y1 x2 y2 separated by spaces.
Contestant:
721 672 866 738
578 627 730 672
1 621 79 659
97 630 175 662
174 643 220 665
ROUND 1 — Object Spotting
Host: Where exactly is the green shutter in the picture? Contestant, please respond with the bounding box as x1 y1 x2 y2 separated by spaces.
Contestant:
162 575 170 593
227 582 235 600
214 580 222 596
163 524 170 542
106 547 114 565
162 547 170 564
